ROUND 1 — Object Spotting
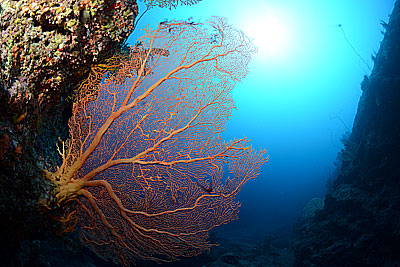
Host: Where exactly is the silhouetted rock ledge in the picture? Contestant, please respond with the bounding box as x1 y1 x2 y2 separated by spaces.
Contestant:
0 0 138 265
294 1 400 266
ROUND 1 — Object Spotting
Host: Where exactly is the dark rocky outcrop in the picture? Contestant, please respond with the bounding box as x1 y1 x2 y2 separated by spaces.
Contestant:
0 0 138 265
294 1 400 266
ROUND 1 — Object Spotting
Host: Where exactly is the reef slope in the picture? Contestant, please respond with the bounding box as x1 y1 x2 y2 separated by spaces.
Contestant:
294 1 400 266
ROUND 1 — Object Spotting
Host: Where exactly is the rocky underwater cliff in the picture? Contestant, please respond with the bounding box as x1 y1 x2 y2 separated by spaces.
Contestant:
0 0 138 265
294 1 400 266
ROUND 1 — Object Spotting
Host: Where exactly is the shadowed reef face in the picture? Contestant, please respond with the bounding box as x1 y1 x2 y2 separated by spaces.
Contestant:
294 1 400 266
0 0 138 265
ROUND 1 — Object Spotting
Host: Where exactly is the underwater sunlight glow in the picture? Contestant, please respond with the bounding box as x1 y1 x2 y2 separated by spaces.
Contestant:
128 0 396 243
241 9 291 61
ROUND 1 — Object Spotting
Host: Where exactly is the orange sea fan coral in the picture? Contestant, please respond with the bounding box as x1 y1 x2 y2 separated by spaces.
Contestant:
45 17 267 266
144 0 202 9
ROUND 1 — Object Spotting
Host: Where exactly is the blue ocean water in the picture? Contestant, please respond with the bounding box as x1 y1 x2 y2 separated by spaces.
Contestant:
128 0 395 244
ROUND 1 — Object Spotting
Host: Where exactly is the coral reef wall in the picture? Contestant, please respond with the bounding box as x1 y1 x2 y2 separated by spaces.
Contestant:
0 0 138 264
1 0 137 97
294 1 400 266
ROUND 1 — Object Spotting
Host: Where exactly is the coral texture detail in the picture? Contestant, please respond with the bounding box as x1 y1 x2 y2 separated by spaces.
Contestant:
47 17 267 265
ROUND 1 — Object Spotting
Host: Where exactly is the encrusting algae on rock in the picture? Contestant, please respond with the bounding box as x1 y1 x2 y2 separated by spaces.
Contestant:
0 0 138 100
